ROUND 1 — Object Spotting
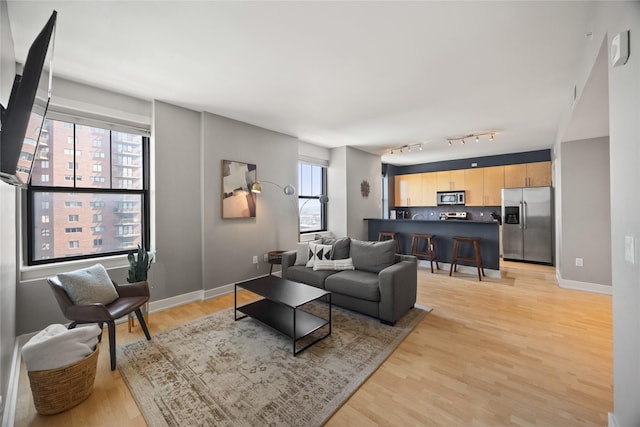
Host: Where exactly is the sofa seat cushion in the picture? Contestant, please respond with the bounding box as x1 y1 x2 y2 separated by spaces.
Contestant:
325 270 380 302
285 266 337 289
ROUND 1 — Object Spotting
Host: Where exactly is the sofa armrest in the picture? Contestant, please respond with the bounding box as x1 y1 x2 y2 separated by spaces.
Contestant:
378 257 417 325
281 250 297 280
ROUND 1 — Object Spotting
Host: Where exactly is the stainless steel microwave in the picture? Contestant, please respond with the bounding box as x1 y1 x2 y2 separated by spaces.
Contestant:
437 191 465 206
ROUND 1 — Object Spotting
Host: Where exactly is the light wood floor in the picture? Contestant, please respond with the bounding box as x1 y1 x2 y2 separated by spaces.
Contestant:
15 262 612 426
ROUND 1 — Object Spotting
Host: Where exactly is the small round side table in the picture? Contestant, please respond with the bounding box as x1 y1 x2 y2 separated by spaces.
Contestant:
268 250 286 275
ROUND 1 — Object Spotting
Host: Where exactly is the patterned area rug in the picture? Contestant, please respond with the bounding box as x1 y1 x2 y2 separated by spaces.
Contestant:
118 302 429 427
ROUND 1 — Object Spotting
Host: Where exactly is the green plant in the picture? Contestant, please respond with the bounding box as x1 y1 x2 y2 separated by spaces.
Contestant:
127 245 152 283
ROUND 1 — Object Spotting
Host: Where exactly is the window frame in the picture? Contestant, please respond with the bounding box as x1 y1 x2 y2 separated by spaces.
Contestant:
297 162 327 235
26 121 150 266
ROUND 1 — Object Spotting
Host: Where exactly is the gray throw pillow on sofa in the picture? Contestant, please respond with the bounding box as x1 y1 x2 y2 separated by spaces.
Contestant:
321 237 351 260
294 240 321 266
350 239 396 273
58 263 119 305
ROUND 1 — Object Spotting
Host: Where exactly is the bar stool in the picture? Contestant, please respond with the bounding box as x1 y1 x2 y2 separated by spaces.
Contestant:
378 231 400 253
449 236 485 281
410 234 439 273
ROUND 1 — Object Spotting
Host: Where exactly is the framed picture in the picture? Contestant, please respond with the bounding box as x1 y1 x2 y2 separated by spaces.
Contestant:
221 160 257 219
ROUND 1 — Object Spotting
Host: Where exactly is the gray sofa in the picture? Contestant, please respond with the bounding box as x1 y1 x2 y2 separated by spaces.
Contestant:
281 237 417 325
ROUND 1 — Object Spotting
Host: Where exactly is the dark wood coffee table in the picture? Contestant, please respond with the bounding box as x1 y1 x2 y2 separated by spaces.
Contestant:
234 275 331 355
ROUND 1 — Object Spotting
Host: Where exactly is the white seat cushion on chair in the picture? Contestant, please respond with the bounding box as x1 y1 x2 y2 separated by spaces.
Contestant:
57 263 119 305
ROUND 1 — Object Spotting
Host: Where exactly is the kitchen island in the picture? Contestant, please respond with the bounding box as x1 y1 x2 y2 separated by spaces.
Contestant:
365 218 500 271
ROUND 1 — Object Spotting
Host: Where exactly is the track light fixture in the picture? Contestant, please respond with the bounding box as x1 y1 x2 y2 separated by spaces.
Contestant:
387 143 424 155
446 131 497 147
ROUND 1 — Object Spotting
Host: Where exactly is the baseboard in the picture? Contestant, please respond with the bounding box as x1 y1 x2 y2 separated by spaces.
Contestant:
429 261 501 279
148 290 204 313
608 412 619 427
556 271 612 295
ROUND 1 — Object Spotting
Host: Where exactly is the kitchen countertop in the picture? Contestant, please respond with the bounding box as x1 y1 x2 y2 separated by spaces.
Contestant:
364 218 499 225
365 217 501 270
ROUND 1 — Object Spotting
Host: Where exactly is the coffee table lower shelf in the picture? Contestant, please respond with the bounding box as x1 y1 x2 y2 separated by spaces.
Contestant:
236 298 331 355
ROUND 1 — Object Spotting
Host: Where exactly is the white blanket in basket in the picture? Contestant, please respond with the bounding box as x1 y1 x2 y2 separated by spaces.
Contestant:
22 324 101 371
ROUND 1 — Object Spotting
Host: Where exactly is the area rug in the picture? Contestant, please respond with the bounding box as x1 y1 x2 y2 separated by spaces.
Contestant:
117 303 430 427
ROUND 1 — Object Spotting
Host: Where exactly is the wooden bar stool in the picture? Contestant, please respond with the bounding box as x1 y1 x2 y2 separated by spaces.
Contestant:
378 231 400 253
410 234 439 273
449 236 485 281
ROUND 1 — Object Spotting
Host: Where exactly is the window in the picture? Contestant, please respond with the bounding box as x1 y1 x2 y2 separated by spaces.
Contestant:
41 160 49 169
41 174 49 182
41 201 50 209
27 118 150 265
41 228 50 237
297 163 327 234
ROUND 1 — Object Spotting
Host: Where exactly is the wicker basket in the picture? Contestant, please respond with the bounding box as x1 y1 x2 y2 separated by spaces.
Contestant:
27 347 99 415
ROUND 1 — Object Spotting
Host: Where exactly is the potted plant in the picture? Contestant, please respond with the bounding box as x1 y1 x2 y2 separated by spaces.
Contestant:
126 245 152 331
127 245 152 283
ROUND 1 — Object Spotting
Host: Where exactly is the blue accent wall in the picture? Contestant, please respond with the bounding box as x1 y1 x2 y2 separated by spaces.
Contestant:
385 149 551 176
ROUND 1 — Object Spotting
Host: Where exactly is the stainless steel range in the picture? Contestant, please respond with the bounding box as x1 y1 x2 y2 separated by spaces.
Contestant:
439 211 467 220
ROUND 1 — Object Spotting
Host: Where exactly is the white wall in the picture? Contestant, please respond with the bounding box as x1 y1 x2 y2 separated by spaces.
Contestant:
604 4 640 426
151 101 203 299
0 0 16 412
201 111 299 288
556 3 640 426
328 146 381 240
345 147 382 240
559 137 611 290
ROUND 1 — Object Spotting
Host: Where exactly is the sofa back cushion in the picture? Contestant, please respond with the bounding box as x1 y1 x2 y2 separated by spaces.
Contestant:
321 237 351 260
350 239 396 273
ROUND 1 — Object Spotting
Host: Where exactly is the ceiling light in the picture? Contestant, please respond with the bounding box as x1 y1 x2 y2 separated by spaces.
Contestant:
419 145 423 151
444 131 498 147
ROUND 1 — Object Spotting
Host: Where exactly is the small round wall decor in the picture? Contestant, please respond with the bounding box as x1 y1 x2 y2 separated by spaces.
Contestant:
360 179 370 198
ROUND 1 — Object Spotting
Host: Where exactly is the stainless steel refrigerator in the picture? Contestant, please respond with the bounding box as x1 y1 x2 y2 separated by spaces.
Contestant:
501 186 553 264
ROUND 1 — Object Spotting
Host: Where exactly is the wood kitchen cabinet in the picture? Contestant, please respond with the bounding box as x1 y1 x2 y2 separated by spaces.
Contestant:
504 161 551 188
483 166 505 205
421 172 438 206
394 173 424 206
463 168 484 206
436 170 465 191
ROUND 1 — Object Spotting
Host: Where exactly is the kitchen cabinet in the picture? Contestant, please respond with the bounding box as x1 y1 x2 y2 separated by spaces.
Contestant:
436 170 465 191
483 166 505 205
421 172 438 206
463 168 484 206
504 161 551 188
394 173 424 206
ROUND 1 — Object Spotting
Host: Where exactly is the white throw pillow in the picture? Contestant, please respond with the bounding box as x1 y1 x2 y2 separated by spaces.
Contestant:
306 242 333 268
312 258 355 271
294 240 321 266
58 263 119 305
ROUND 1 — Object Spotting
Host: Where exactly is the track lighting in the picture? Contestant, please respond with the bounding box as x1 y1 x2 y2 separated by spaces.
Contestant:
387 143 423 155
445 131 497 147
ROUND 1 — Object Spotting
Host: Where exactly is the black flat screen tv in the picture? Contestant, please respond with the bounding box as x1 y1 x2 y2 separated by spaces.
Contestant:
0 10 56 188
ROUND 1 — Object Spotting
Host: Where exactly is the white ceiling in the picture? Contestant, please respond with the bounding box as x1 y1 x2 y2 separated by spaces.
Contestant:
7 1 602 166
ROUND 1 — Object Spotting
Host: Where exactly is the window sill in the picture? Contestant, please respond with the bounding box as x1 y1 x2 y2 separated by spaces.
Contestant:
20 254 130 283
